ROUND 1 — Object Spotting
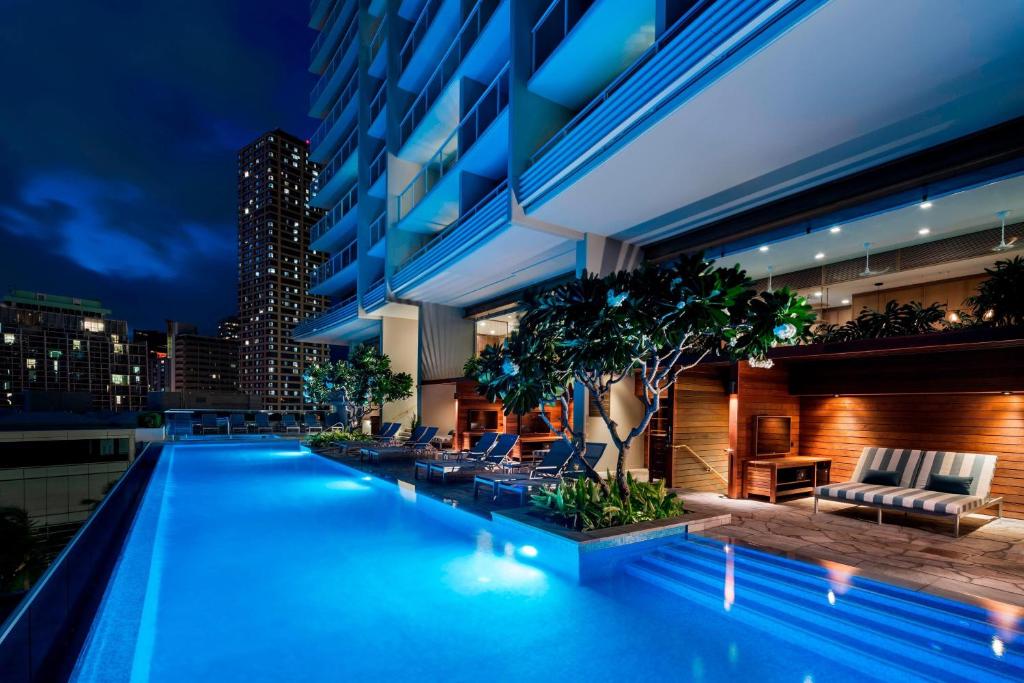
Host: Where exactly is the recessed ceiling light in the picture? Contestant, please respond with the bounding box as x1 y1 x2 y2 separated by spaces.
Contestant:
918 227 931 235
759 245 769 252
920 201 933 209
829 226 841 234
814 252 825 260
814 291 823 297
841 298 850 305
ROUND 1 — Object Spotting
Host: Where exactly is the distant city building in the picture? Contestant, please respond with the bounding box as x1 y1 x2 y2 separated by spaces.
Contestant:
164 320 197 392
0 290 147 411
133 329 169 392
172 334 240 393
217 314 240 340
237 129 329 411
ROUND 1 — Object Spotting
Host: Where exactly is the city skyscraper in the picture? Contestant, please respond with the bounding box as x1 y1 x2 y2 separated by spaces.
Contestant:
237 129 329 411
217 314 240 340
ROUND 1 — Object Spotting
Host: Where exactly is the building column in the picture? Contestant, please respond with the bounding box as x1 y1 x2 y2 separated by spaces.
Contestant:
379 314 419 429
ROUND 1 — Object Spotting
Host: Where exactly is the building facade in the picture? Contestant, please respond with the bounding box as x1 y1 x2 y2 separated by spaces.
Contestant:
132 329 169 393
237 130 330 411
217 315 241 340
171 334 240 393
0 291 148 411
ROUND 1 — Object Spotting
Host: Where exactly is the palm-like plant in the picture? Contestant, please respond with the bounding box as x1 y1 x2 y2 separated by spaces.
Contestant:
813 301 946 343
303 344 413 431
966 256 1024 327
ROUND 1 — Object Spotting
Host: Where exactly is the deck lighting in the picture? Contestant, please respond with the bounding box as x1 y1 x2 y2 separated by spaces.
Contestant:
983 308 996 321
814 252 825 260
918 227 931 235
1003 391 1013 396
829 226 841 234
948 312 961 324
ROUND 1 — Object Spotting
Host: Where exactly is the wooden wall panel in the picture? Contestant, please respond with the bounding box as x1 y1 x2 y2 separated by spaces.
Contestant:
673 370 730 492
453 380 566 458
730 364 801 498
800 393 1024 518
849 274 985 322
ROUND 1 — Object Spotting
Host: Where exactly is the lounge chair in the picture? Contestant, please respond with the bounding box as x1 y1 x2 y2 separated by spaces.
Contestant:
414 431 499 479
304 413 322 433
421 433 518 483
814 446 1003 537
473 440 573 500
254 413 273 433
281 414 301 434
371 422 401 441
362 426 438 464
166 411 194 438
200 413 222 435
493 442 608 506
228 413 248 434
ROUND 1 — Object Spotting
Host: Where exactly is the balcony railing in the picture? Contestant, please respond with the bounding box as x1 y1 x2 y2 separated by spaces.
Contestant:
368 16 388 64
363 276 387 310
310 68 359 153
312 125 358 194
369 147 387 186
369 211 387 245
309 10 359 110
399 0 498 146
528 0 715 166
310 0 352 67
311 239 358 288
399 0 443 74
293 293 358 338
310 184 359 244
531 0 595 73
396 64 509 222
369 81 387 124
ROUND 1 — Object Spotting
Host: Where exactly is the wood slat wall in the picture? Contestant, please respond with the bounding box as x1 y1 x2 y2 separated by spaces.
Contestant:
730 364 801 498
453 379 565 458
800 393 1024 518
673 370 730 492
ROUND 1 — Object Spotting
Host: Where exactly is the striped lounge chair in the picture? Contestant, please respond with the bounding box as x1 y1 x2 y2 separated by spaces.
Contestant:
814 447 1003 536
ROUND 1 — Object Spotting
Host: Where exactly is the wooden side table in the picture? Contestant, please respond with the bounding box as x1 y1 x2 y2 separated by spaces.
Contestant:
744 456 831 503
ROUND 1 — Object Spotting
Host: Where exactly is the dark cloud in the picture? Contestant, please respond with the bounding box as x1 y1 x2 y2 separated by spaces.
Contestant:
0 0 315 333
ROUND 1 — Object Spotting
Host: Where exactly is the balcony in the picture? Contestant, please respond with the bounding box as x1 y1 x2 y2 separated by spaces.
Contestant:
362 276 387 312
310 68 359 161
398 0 460 94
292 293 359 341
368 81 388 139
395 64 510 232
309 11 360 117
368 17 388 79
398 0 507 162
310 239 358 294
311 126 358 204
368 147 387 199
310 0 356 72
310 185 359 251
368 211 387 257
309 0 336 29
529 0 654 109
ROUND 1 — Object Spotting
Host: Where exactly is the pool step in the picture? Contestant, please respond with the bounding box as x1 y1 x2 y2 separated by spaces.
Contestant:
626 540 1022 682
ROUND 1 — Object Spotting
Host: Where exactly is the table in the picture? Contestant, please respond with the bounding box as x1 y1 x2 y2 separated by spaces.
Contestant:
744 456 832 503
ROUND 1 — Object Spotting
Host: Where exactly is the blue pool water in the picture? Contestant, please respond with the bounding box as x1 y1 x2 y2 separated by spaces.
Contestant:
72 442 1021 682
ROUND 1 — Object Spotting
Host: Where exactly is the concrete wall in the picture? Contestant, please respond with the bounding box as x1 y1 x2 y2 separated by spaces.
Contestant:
420 383 458 439
380 315 420 426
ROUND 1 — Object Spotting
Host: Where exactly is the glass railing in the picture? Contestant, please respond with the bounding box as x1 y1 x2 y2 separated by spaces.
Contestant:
309 10 359 110
369 81 387 124
310 68 359 153
369 147 387 186
400 0 442 74
312 125 358 194
529 0 714 165
310 0 351 66
399 0 498 146
397 64 509 222
368 16 388 64
531 0 595 73
311 238 358 288
369 211 387 245
310 184 359 243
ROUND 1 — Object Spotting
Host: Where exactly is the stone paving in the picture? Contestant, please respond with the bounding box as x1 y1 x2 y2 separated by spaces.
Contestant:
681 490 1024 608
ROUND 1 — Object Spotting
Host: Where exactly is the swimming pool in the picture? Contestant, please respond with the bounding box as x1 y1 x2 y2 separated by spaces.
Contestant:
72 442 1021 681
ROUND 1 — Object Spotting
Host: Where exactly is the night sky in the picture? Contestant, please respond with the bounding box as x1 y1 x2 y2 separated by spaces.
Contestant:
0 1 315 335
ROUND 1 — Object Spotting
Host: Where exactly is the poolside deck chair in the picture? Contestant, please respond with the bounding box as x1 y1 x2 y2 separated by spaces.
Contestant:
473 440 574 500
304 413 322 433
228 413 248 434
425 434 518 483
201 413 222 435
362 426 438 464
254 413 273 433
414 431 499 479
491 442 608 505
281 414 301 434
322 413 342 431
371 422 401 440
166 412 194 438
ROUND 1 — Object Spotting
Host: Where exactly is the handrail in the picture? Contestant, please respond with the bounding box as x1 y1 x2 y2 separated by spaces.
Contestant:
528 0 715 166
310 68 359 152
369 81 387 123
310 184 358 243
369 211 387 244
397 179 508 271
531 0 595 73
310 0 352 65
396 63 509 221
672 443 728 486
311 238 358 287
399 0 497 146
312 124 358 194
400 0 443 73
294 293 359 337
368 16 388 64
369 147 387 185
310 10 360 109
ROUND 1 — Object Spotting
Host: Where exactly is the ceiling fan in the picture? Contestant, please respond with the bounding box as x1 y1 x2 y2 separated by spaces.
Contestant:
993 210 1018 252
859 242 890 277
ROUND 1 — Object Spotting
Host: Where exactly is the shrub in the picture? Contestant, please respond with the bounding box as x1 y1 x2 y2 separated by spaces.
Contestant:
306 429 367 448
531 473 685 531
137 411 164 428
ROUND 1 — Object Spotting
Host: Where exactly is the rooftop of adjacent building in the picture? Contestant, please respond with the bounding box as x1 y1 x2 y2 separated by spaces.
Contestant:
3 290 110 317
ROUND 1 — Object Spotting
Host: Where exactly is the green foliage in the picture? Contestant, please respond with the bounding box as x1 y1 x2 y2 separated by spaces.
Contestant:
530 473 685 531
966 256 1024 328
0 507 44 593
302 344 413 430
813 301 947 343
305 429 367 448
137 411 164 428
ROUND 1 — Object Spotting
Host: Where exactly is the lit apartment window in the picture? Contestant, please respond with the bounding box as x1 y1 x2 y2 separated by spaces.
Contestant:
116 395 123 406
84 319 105 333
3 333 14 345
72 339 82 351
26 358 36 369
111 374 127 385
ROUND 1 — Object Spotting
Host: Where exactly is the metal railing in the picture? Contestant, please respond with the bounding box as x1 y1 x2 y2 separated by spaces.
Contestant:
673 443 728 487
309 10 360 110
369 211 387 245
528 0 715 166
369 80 387 124
399 0 498 146
368 147 387 187
311 238 358 288
396 64 509 222
368 16 388 64
310 0 351 65
310 68 359 153
311 125 358 194
531 0 595 73
294 293 358 337
400 0 443 73
310 184 359 244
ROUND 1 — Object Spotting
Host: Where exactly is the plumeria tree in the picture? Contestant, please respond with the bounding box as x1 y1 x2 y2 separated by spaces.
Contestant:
469 254 814 500
303 344 413 431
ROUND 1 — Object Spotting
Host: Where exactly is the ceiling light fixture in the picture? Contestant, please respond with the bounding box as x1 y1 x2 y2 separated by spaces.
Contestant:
859 242 890 277
814 291 823 297
759 245 770 252
993 210 1018 252
829 226 842 234
919 201 933 209
918 227 931 235
841 298 850 305
814 252 825 260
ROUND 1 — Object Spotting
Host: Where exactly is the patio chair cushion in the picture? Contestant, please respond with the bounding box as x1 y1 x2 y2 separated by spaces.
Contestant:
861 469 900 486
911 451 996 499
924 473 973 495
815 482 988 516
850 447 924 488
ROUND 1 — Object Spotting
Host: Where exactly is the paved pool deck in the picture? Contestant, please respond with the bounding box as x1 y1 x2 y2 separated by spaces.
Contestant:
682 490 1024 608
